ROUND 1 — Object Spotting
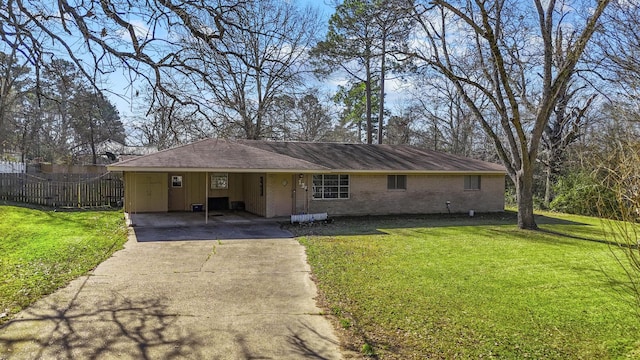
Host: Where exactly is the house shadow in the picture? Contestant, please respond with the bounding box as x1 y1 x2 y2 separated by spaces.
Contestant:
126 211 294 242
0 277 205 359
285 210 590 238
132 223 293 242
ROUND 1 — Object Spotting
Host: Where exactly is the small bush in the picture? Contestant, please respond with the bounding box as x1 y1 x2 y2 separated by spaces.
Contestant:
361 342 376 356
340 318 352 329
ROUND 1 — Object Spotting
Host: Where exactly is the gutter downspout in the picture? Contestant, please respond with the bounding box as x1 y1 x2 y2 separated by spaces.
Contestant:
132 172 136 215
205 172 208 224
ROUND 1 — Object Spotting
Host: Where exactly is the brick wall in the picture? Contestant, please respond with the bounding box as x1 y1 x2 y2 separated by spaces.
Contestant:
307 174 504 216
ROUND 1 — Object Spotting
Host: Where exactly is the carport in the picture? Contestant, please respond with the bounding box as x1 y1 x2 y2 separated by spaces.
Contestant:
107 139 326 222
126 211 266 227
119 171 269 223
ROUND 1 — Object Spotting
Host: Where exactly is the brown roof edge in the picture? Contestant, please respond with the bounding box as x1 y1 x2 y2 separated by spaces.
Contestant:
105 166 506 174
106 138 507 174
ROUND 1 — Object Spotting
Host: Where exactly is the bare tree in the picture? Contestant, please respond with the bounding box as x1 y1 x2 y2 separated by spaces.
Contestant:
174 0 322 140
268 90 334 142
0 50 31 152
540 82 597 207
130 90 208 150
0 0 251 115
385 109 417 145
600 0 640 103
410 77 485 156
411 0 610 229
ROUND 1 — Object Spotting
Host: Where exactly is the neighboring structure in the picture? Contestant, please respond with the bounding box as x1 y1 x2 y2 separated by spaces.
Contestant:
74 140 158 165
34 163 108 174
0 160 25 173
107 138 506 218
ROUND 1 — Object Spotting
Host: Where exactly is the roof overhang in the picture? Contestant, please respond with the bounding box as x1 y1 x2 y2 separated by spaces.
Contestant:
106 139 507 175
106 166 506 176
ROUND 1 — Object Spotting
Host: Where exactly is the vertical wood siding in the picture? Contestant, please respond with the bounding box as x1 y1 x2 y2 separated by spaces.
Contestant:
0 173 123 208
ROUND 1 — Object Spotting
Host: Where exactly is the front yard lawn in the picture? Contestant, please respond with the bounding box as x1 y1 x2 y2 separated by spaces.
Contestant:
0 205 128 323
295 212 640 359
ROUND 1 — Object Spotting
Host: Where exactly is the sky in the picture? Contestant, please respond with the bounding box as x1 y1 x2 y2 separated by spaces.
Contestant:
67 0 411 142
104 0 335 128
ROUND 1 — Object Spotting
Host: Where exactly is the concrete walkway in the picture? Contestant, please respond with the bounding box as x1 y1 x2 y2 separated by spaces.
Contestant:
0 227 342 359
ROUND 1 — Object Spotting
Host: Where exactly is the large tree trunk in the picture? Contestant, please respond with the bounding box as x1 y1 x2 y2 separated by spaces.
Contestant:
90 120 97 165
516 168 538 230
544 164 552 208
378 35 386 145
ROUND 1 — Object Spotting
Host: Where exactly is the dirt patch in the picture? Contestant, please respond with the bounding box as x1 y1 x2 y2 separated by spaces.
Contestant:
308 273 368 359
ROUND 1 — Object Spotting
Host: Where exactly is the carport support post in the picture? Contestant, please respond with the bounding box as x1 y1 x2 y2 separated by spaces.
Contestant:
132 172 137 215
205 172 208 224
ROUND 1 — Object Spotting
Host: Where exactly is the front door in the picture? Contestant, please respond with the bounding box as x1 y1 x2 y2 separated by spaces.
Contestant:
168 173 185 211
293 174 307 214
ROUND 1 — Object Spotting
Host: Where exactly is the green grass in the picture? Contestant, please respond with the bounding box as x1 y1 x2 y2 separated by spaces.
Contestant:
0 205 128 323
295 212 640 359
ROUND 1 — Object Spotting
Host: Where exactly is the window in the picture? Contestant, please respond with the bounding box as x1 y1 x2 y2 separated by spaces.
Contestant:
464 175 481 190
312 174 349 199
171 175 182 188
211 173 228 189
387 175 407 190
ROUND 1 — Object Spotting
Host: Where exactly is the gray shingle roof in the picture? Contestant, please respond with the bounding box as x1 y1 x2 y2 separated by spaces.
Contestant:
107 138 505 173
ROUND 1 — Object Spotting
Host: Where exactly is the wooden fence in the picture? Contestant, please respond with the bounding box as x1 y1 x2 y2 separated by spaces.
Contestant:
0 173 123 208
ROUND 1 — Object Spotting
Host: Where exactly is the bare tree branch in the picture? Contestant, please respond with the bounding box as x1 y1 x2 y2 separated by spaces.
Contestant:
411 0 610 229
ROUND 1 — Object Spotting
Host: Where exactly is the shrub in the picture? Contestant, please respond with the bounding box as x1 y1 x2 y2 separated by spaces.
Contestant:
550 171 618 217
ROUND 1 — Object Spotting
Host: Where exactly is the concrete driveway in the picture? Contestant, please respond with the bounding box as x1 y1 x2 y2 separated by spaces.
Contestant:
0 222 343 359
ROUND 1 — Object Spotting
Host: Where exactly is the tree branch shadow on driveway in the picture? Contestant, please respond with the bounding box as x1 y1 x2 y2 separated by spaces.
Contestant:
227 319 341 360
0 276 205 360
1 277 343 360
286 320 341 360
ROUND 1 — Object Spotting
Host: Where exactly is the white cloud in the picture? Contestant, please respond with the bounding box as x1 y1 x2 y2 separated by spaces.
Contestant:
116 20 151 42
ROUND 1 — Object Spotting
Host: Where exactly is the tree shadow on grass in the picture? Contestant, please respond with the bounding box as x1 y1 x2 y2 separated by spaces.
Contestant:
536 228 636 248
0 277 205 360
